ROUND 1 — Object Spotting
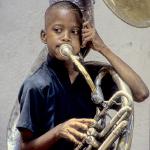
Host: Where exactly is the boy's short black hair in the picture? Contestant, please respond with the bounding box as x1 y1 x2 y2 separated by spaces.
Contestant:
49 1 83 18
45 1 90 57
45 1 83 29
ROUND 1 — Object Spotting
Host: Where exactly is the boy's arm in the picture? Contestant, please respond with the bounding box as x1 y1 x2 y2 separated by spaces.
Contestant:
82 21 149 102
19 125 60 150
19 118 95 150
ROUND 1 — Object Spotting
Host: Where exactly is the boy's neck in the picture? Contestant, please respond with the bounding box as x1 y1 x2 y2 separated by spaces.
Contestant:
64 60 79 84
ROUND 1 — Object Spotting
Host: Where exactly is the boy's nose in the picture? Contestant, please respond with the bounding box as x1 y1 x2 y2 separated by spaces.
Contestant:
62 31 71 42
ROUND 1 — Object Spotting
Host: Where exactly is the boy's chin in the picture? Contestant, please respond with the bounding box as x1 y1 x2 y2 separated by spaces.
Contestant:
56 55 70 62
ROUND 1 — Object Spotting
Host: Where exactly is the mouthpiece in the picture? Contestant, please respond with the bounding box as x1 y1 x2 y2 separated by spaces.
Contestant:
59 44 73 57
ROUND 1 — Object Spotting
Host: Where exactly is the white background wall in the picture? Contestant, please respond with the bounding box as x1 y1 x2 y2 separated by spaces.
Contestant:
0 0 149 149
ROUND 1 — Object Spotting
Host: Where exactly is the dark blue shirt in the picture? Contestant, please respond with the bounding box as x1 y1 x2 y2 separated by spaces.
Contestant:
17 55 116 149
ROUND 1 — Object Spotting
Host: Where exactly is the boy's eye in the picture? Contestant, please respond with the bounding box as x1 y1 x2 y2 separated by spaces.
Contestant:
72 29 80 35
53 27 62 33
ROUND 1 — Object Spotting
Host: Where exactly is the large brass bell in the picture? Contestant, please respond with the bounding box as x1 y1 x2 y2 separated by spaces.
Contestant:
103 0 150 28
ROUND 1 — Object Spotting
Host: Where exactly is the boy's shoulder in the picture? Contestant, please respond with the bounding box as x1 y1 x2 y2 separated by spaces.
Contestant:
21 62 54 92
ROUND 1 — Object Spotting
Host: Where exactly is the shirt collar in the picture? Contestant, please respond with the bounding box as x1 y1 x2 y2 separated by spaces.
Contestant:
46 54 84 87
46 54 68 77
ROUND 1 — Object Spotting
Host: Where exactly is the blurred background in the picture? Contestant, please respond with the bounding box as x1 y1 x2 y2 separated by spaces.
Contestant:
0 0 149 149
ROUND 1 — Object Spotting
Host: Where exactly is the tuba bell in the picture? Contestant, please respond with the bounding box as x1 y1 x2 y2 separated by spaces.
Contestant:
103 0 150 28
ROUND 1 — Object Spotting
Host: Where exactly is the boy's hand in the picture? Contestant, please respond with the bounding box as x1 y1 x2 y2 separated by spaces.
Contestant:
57 118 95 145
82 21 107 52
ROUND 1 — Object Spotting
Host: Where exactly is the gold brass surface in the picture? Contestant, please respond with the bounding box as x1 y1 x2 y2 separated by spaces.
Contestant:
103 0 150 27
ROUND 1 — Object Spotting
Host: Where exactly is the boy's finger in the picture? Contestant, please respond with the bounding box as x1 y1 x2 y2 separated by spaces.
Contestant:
82 28 90 34
77 118 96 125
70 121 88 131
83 21 89 26
82 28 94 34
82 31 92 39
68 127 86 140
63 131 81 145
83 21 92 28
82 35 93 47
82 40 87 48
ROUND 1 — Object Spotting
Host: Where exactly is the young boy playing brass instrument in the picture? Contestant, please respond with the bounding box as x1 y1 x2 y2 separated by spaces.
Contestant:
16 1 149 150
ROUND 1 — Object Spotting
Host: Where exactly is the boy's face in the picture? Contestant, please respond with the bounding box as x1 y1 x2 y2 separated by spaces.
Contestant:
41 7 82 61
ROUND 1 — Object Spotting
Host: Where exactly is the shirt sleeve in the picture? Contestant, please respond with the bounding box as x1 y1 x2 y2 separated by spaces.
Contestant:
16 79 46 134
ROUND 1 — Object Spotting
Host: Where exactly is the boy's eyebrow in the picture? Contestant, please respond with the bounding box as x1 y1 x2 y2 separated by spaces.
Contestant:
52 23 63 27
72 24 82 28
72 26 81 29
52 24 81 29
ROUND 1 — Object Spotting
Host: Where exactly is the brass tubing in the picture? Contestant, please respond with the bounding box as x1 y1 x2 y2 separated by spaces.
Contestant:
98 121 128 150
99 106 132 138
69 54 96 93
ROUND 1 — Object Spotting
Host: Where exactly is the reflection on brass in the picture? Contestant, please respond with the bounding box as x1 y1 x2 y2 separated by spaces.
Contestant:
103 0 150 27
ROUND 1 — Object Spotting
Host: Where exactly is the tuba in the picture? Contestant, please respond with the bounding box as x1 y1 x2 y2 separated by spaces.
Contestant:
59 44 134 150
7 0 150 149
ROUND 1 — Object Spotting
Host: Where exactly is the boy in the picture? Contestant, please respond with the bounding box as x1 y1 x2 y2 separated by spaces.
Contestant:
16 1 149 150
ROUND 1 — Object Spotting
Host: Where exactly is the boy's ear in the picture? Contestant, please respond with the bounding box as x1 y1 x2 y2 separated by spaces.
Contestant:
40 29 47 44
